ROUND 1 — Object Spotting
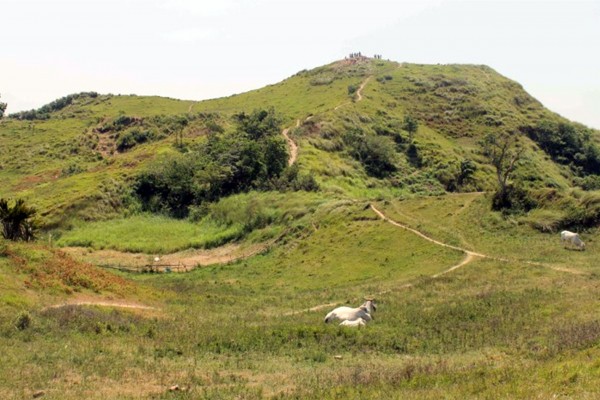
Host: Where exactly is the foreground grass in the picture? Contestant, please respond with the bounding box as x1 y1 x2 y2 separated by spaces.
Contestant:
1 199 600 398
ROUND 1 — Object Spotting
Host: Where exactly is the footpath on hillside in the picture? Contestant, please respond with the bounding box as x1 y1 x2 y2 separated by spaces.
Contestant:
282 203 586 317
283 74 372 165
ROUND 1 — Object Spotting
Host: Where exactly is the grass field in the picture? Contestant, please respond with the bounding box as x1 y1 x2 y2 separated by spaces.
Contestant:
1 196 600 399
2 57 600 398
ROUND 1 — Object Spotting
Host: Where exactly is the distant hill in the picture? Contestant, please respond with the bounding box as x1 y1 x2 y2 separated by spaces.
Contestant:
1 57 599 230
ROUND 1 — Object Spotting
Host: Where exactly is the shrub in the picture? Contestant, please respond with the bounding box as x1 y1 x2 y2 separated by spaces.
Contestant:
521 120 600 175
0 198 38 241
0 94 6 118
62 162 85 176
343 131 397 178
205 120 224 133
14 311 32 330
116 129 153 151
491 184 535 213
268 164 320 192
575 175 600 191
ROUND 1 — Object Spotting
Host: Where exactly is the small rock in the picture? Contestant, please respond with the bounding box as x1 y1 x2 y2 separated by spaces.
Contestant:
33 390 45 398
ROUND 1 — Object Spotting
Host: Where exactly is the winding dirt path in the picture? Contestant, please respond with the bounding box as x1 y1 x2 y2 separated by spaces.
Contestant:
283 203 586 317
334 75 371 111
282 120 300 166
283 74 372 165
355 76 371 102
370 204 585 276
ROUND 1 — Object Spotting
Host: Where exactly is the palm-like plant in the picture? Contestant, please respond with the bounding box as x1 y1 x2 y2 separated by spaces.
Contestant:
0 198 38 241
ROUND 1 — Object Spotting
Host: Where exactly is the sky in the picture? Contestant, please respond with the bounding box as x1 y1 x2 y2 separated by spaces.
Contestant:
1 0 599 128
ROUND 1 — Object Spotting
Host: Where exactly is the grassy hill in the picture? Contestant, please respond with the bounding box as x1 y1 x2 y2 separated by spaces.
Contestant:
2 58 599 231
1 57 600 398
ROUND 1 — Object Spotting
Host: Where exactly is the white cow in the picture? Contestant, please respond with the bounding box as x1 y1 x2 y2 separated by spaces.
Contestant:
560 230 585 251
324 300 377 325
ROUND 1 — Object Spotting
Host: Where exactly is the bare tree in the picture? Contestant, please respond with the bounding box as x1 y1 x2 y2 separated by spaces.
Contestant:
482 132 525 209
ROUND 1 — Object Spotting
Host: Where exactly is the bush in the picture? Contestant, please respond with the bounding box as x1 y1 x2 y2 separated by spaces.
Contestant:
116 129 153 151
575 175 600 191
268 164 320 192
521 120 600 175
0 198 38 241
521 189 600 231
491 185 535 213
14 311 32 330
62 162 85 176
343 131 397 178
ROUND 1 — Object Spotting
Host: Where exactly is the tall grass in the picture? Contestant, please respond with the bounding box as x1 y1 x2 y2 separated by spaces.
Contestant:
57 191 325 253
56 214 240 253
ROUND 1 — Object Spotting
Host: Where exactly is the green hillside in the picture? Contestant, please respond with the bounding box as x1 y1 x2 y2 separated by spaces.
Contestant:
2 58 599 230
1 57 600 398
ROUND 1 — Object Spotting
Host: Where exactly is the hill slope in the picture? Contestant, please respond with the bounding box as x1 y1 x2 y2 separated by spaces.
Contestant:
2 58 599 230
1 57 600 398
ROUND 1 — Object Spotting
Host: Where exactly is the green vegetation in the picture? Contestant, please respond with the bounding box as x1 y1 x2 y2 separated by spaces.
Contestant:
1 198 599 398
522 120 600 175
133 109 314 218
9 92 99 120
0 57 600 398
0 198 37 241
58 191 324 253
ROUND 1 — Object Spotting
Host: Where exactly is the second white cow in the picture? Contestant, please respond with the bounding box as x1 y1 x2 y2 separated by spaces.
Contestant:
560 230 585 251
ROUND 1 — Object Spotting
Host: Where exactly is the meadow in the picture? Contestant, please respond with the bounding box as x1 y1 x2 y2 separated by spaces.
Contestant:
1 195 599 399
1 57 600 398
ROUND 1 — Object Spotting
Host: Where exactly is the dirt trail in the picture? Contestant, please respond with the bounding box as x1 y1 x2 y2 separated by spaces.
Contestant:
43 296 158 312
371 205 485 258
355 76 371 102
284 204 585 317
44 301 157 311
370 204 585 276
334 75 371 111
64 240 275 273
282 119 300 166
283 75 372 164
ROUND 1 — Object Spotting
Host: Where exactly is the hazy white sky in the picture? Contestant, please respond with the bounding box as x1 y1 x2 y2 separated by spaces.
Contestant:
1 0 599 128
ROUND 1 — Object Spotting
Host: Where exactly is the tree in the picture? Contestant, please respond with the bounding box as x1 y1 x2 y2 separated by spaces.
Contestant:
0 94 6 118
0 198 38 241
234 108 280 140
482 132 525 210
403 115 418 142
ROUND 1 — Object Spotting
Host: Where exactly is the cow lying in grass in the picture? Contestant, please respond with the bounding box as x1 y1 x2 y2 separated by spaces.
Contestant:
561 230 585 251
324 299 376 327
